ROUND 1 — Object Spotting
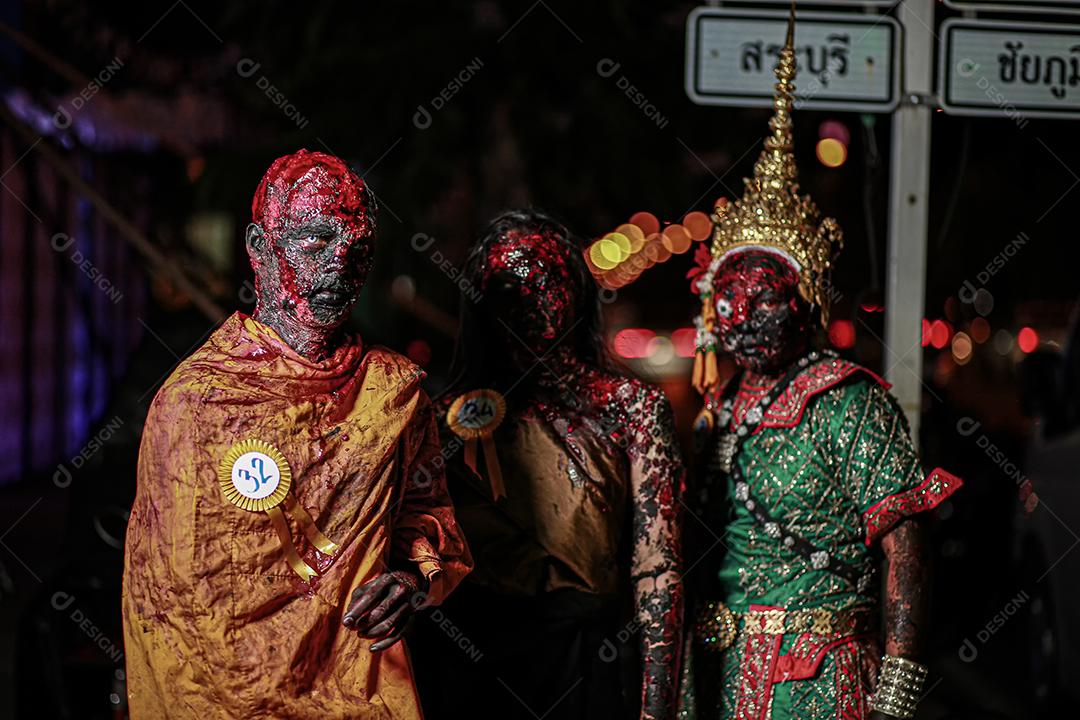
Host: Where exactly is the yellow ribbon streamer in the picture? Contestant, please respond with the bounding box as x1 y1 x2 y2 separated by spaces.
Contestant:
267 505 318 582
481 435 506 500
449 390 507 501
284 494 340 555
218 439 340 582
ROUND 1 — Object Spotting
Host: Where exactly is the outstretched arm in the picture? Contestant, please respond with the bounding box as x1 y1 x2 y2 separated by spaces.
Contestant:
627 389 684 720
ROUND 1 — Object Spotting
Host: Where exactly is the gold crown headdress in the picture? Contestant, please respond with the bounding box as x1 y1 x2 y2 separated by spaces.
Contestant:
691 1 843 395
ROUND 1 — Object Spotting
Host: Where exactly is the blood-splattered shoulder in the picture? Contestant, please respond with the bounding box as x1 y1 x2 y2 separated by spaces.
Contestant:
761 355 888 430
606 373 677 447
608 373 664 415
358 346 426 400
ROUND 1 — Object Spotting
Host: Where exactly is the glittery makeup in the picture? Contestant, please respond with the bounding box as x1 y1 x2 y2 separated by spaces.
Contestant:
713 250 810 374
481 228 576 357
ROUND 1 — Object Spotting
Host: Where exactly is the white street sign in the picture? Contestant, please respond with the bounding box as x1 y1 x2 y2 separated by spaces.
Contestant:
943 0 1080 16
685 8 901 113
739 0 897 6
939 19 1080 120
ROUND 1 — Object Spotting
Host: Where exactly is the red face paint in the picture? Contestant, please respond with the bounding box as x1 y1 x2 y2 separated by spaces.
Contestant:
248 149 376 358
713 250 809 374
482 228 575 357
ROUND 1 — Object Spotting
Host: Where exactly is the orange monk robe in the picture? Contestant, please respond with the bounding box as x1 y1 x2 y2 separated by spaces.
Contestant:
122 312 472 719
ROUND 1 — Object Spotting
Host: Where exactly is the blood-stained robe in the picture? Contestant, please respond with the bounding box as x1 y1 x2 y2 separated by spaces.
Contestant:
122 312 472 719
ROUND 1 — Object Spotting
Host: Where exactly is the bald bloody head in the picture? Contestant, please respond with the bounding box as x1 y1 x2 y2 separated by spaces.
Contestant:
246 150 378 358
252 149 376 241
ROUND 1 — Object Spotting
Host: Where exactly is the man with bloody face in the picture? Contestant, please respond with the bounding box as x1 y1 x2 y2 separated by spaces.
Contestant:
122 150 471 719
681 11 962 720
411 210 683 720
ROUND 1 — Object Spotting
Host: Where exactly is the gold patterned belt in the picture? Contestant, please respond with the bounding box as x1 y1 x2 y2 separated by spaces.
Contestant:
696 601 875 653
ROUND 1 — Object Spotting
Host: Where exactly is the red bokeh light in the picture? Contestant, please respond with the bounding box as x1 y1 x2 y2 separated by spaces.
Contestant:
828 319 856 349
671 328 696 357
628 211 660 237
929 320 952 350
612 328 656 358
1018 327 1039 353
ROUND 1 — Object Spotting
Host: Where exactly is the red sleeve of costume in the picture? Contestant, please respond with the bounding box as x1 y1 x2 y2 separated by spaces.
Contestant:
863 467 963 546
391 391 474 604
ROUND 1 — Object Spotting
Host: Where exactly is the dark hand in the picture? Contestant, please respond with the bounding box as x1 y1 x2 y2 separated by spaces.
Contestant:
342 570 425 652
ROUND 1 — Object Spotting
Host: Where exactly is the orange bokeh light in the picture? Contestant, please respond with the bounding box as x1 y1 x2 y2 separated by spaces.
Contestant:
662 224 693 254
682 211 713 241
629 211 660 237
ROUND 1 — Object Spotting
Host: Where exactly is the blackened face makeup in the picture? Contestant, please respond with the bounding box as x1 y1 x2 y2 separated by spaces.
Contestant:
713 250 810 374
246 150 376 356
481 228 577 361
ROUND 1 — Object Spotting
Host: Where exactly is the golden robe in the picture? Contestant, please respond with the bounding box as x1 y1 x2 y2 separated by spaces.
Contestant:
122 313 471 719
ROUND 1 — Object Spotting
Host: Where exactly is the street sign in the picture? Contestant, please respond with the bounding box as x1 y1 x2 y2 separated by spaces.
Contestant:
732 0 897 6
943 0 1080 16
685 8 901 113
939 19 1080 120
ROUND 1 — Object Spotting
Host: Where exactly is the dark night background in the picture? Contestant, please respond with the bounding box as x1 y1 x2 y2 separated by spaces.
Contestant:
0 1 1078 718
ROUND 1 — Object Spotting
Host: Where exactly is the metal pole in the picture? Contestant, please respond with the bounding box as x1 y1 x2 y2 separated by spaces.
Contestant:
885 0 934 445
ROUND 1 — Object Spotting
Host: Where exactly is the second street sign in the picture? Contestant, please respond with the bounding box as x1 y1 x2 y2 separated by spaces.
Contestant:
940 19 1080 120
685 8 901 113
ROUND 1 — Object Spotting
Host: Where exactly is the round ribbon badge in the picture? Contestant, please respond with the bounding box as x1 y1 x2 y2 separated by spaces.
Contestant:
218 439 339 582
447 389 507 500
219 439 291 511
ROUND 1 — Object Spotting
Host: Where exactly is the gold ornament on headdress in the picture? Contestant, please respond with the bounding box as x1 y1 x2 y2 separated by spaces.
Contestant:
691 1 844 396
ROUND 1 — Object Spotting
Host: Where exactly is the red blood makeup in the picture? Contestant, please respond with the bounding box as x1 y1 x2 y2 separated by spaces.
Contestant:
249 150 376 334
481 228 576 356
712 250 810 373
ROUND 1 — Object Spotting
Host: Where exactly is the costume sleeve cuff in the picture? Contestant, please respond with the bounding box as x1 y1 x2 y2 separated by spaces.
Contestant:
863 468 963 546
415 558 443 582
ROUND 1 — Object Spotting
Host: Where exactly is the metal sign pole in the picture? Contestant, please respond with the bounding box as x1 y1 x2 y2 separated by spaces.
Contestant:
885 0 934 444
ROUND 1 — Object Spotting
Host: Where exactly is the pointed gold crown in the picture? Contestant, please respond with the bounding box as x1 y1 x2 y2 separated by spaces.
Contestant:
709 1 843 326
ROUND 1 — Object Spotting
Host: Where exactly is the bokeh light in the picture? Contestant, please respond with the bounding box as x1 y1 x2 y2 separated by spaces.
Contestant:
682 211 713 241
970 317 990 343
613 328 656 358
662 224 693 254
617 223 645 253
993 329 1014 355
951 332 973 365
1017 327 1039 353
671 328 696 357
816 138 847 168
646 335 675 366
828 319 855 349
629 211 660 236
929 319 952 350
819 119 851 145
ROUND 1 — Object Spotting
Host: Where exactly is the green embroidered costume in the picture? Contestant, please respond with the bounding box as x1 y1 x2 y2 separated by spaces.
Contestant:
682 357 961 719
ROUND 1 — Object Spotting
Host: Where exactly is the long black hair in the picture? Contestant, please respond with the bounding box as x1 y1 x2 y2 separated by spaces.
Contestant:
445 208 610 395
